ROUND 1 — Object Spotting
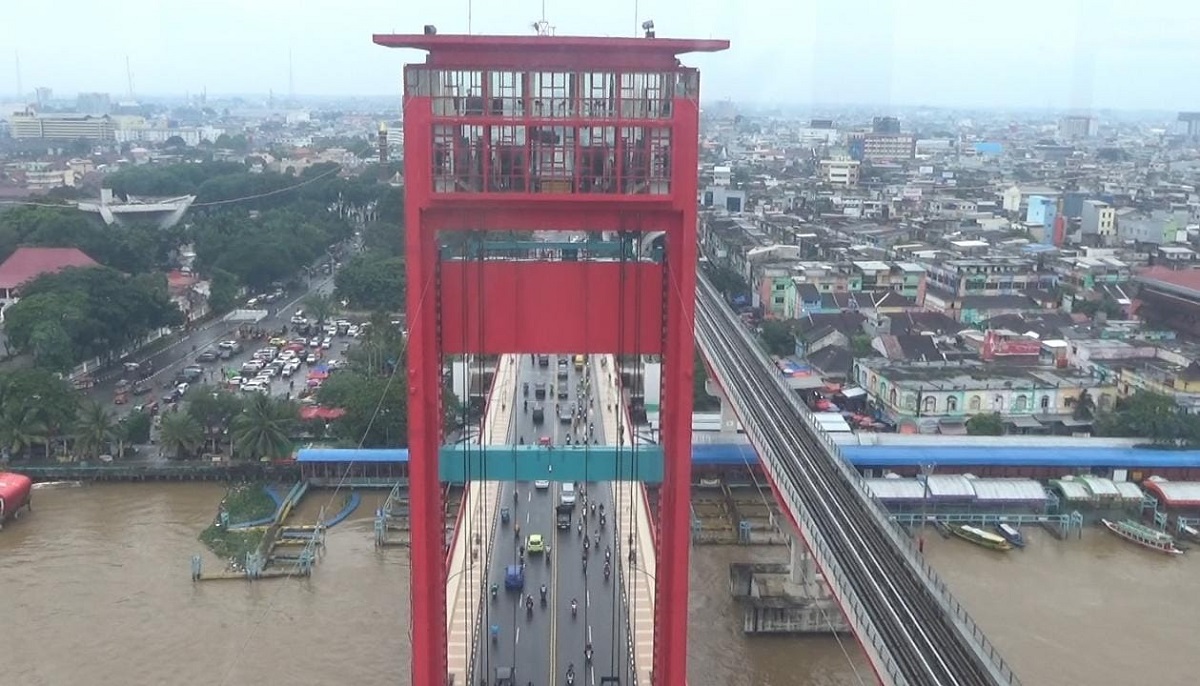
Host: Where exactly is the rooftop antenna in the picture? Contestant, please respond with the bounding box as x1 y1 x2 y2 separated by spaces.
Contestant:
14 51 22 103
532 0 554 36
125 55 134 99
467 0 472 34
634 0 639 37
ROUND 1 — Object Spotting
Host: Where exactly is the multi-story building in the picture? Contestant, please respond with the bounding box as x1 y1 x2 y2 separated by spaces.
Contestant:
819 158 860 187
1081 200 1116 245
1059 115 1096 139
9 111 115 140
872 116 901 134
850 132 916 161
852 260 925 300
1055 256 1131 290
1026 195 1056 227
76 92 112 115
852 358 1116 433
922 257 1050 297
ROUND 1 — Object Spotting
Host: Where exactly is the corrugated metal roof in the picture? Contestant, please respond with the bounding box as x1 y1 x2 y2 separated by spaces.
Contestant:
924 474 975 499
864 478 928 501
1113 481 1144 501
969 479 1048 503
1050 479 1092 501
1078 475 1121 498
1145 480 1200 506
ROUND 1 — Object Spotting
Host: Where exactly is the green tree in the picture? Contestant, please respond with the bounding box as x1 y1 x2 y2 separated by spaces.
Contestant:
73 400 114 460
159 411 204 460
693 348 719 411
207 268 240 314
186 385 245 453
849 334 875 358
121 410 152 445
5 266 182 369
334 251 406 311
1073 389 1096 421
0 368 79 458
303 293 339 325
316 371 408 447
232 394 297 460
759 319 796 357
966 413 1005 436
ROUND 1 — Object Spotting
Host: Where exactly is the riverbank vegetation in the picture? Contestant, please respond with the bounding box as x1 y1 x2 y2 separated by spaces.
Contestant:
198 483 277 559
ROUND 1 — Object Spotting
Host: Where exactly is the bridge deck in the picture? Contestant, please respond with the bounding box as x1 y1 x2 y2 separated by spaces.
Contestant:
446 355 518 683
598 355 657 685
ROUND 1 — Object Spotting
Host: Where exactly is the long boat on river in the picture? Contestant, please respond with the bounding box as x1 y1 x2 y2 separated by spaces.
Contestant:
951 524 1013 552
1100 519 1184 556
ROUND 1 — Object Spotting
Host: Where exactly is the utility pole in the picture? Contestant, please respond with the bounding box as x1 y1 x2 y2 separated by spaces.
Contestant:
919 462 935 553
125 55 134 99
14 51 22 103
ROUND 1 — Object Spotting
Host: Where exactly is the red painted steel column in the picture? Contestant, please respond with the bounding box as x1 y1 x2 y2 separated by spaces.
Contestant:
654 97 701 686
404 97 448 686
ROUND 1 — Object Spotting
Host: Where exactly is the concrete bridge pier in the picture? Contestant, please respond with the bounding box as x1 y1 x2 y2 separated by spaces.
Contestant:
729 534 849 635
705 377 741 435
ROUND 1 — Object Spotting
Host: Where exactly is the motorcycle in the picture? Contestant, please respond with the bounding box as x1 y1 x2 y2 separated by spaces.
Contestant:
566 665 576 686
571 599 578 617
599 513 606 528
604 562 611 581
540 584 548 606
584 644 594 665
491 624 499 645
491 584 498 601
526 596 534 617
594 533 600 547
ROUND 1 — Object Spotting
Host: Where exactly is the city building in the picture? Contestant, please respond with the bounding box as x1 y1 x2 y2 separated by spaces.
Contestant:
1025 195 1056 227
9 111 115 140
1059 115 1096 139
1081 200 1116 246
852 358 1115 434
819 158 860 187
872 116 901 134
76 92 112 115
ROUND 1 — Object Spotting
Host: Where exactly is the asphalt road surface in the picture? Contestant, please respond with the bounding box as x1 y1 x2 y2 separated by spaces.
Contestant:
473 354 633 686
91 274 338 419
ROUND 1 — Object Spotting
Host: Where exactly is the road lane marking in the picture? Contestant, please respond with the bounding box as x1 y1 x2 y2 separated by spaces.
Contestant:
516 626 520 645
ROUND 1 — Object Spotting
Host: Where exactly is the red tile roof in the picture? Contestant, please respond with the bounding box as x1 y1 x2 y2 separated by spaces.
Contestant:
0 247 100 290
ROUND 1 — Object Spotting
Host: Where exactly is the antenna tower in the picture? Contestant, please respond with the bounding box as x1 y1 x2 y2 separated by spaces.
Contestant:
14 51 22 103
288 49 295 102
125 55 134 99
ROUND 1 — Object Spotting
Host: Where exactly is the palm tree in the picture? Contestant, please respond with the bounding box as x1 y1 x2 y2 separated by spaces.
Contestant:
73 401 114 460
0 407 49 460
159 412 204 460
232 394 297 461
1074 389 1096 420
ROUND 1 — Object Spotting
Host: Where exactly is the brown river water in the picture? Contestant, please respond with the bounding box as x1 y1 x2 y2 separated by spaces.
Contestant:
2 484 1195 685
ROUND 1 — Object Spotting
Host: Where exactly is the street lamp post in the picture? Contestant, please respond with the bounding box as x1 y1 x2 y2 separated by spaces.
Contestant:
919 462 935 553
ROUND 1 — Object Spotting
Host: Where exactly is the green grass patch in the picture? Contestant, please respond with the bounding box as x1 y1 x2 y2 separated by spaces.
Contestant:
221 483 277 522
197 483 276 559
199 525 265 560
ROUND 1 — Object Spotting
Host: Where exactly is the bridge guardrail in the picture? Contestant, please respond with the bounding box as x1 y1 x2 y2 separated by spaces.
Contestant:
702 280 1020 685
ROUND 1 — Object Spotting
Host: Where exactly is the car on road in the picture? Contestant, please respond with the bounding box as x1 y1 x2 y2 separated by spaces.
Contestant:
534 479 550 489
531 403 544 424
504 564 524 590
538 436 551 447
493 666 514 686
195 350 217 363
559 482 576 507
537 354 550 367
525 534 544 554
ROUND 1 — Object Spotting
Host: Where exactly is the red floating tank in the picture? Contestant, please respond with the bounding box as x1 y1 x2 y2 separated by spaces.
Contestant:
0 472 33 526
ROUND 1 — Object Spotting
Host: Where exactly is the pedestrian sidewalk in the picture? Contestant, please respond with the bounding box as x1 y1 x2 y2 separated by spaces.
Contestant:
446 354 515 683
597 354 656 685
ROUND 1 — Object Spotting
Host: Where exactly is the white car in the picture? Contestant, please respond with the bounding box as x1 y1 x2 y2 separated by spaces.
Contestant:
321 337 332 350
534 480 550 490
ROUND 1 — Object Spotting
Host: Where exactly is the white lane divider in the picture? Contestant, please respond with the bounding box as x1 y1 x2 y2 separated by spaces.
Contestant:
516 626 521 645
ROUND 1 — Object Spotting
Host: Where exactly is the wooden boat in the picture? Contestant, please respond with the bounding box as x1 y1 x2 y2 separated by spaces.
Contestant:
951 525 1013 551
1100 519 1184 556
932 519 953 539
994 523 1026 548
1180 524 1200 544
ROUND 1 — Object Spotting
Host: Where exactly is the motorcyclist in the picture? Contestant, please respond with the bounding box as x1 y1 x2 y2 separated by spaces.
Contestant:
491 583 498 598
540 584 547 601
523 399 528 412
571 597 578 616
584 642 593 664
491 624 499 644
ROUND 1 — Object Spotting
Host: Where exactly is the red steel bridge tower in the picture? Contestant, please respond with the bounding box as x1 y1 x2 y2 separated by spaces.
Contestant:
374 32 728 686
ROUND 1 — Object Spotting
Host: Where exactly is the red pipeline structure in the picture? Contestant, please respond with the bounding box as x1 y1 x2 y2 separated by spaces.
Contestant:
374 32 728 686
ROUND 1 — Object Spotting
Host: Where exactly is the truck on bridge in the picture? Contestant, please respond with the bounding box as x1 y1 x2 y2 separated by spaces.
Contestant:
556 503 573 530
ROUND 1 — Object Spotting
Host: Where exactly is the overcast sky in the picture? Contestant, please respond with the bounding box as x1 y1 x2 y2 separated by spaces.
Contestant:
4 0 1198 110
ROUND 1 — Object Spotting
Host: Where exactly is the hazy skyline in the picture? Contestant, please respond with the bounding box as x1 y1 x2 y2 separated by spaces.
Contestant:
4 0 1199 110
